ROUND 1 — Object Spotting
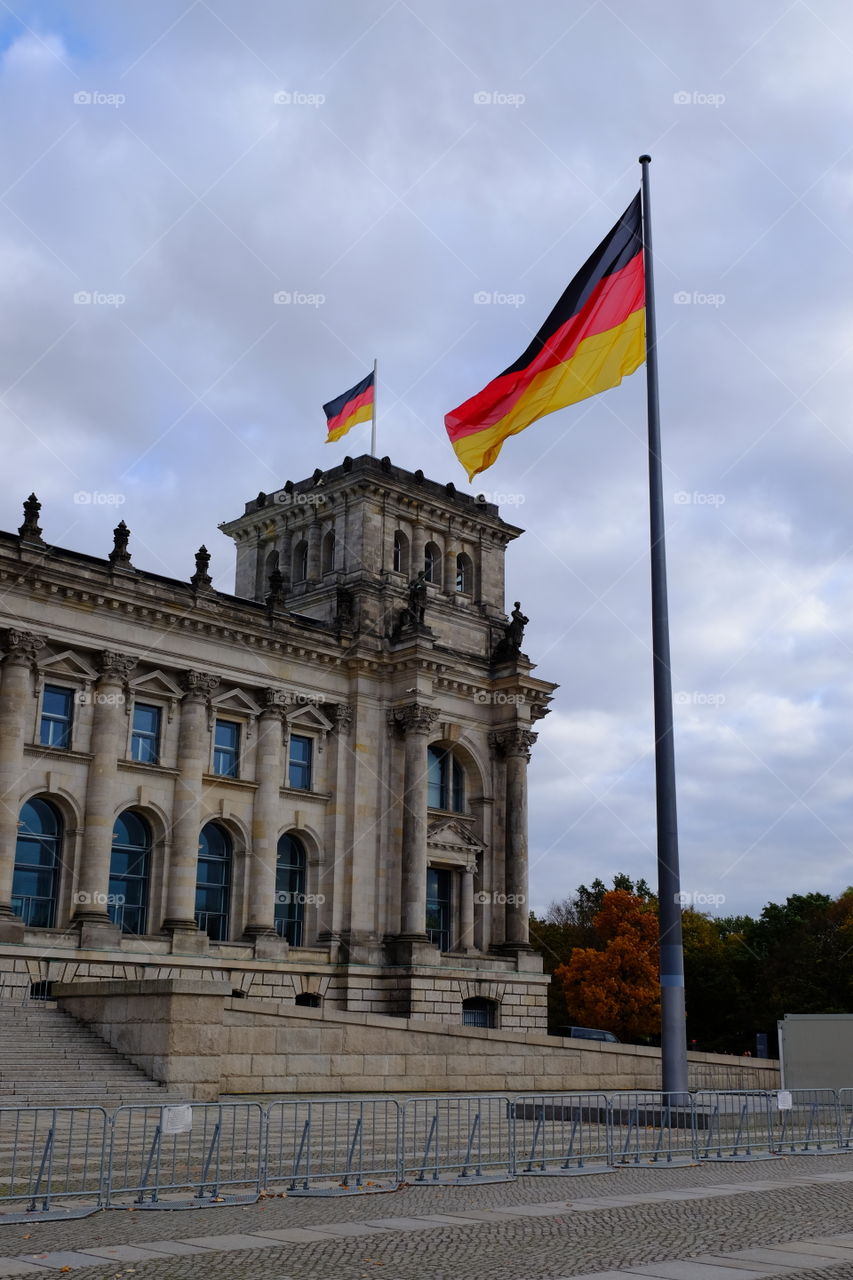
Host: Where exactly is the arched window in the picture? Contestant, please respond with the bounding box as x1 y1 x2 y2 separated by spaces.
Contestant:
427 746 465 812
292 540 308 584
110 810 151 935
456 553 473 595
294 992 321 1008
462 997 497 1028
12 798 61 928
393 531 409 575
195 822 232 942
275 833 306 946
321 530 336 575
424 542 441 585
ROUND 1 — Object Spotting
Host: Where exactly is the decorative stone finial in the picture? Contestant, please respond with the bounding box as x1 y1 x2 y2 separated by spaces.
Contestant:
108 520 132 568
18 494 43 544
191 545 212 591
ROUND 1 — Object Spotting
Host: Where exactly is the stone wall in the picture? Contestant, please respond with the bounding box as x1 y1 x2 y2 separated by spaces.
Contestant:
55 978 780 1100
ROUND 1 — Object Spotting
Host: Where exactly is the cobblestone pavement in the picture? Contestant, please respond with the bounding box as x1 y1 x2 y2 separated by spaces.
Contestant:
5 1154 853 1278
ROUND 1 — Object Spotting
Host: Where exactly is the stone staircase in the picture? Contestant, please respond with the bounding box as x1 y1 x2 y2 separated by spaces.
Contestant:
0 997 176 1108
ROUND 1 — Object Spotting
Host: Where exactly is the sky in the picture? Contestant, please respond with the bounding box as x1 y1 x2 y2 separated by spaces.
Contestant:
2 0 853 920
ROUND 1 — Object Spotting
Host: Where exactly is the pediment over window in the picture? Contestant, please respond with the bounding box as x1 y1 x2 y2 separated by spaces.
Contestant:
130 669 183 699
285 704 334 735
427 816 486 864
36 649 98 683
211 687 263 717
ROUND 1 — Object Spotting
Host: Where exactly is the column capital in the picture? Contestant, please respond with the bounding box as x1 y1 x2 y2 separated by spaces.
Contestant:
96 650 137 682
260 688 288 719
333 703 354 734
180 669 221 702
388 702 439 736
489 727 537 761
2 629 45 668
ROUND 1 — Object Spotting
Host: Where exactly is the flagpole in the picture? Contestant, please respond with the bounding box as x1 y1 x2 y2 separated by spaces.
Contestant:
639 154 689 1097
371 358 378 456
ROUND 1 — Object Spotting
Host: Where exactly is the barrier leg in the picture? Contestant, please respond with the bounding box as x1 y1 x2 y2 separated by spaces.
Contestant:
27 1127 54 1214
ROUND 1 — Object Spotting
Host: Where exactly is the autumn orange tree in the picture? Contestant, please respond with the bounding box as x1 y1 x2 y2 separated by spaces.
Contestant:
553 889 660 1041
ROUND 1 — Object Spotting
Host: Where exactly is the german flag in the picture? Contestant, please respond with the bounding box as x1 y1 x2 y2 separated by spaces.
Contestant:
445 195 646 480
324 371 375 443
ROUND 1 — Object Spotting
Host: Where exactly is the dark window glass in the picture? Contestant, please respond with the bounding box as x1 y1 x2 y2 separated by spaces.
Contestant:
12 798 61 927
213 720 240 778
322 531 335 575
109 810 150 935
427 747 465 813
424 543 440 584
288 734 312 790
275 833 306 945
456 554 472 594
195 822 231 941
426 866 452 952
293 541 308 583
294 992 320 1008
462 997 496 1028
393 532 408 574
40 686 74 749
131 703 161 764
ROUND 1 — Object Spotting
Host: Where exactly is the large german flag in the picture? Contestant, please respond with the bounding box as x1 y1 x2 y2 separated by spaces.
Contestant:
324 370 375 443
445 195 645 480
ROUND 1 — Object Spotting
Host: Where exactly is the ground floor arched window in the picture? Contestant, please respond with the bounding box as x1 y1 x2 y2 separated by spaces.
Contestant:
12 798 62 928
109 810 151 934
195 822 232 941
275 833 306 945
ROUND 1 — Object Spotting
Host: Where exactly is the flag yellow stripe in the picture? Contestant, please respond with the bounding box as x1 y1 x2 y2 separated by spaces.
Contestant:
326 402 373 443
451 308 645 480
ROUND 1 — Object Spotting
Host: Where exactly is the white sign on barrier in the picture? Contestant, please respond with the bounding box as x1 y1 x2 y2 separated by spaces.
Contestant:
161 1104 193 1135
776 1091 793 1111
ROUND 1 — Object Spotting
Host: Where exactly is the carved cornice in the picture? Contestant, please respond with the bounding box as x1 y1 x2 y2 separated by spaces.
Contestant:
387 702 440 736
489 727 538 761
2 628 45 667
180 669 221 702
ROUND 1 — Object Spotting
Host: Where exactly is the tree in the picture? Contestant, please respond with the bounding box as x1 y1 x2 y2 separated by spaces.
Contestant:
553 889 660 1041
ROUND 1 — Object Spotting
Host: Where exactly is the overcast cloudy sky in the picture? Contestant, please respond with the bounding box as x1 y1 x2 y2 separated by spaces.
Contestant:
2 0 853 919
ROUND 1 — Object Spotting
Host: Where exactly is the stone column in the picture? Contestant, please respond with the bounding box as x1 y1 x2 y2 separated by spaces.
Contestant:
411 522 426 580
74 650 136 940
490 727 537 950
460 861 477 952
389 703 438 939
0 630 44 938
245 692 286 956
164 670 219 948
306 521 321 580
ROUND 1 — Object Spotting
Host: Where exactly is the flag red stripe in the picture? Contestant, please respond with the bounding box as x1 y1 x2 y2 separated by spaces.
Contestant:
325 386 375 436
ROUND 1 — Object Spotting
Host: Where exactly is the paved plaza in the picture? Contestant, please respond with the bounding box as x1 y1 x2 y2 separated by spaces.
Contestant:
3 1152 853 1278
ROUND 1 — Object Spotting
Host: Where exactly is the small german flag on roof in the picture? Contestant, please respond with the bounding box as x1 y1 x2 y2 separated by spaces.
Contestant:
324 371 375 444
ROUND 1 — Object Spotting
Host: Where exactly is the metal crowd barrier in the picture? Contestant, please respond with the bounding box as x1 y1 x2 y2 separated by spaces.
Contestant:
610 1092 697 1166
0 1105 108 1222
402 1095 514 1184
514 1093 611 1175
775 1089 842 1155
695 1090 782 1161
264 1098 401 1196
107 1102 264 1209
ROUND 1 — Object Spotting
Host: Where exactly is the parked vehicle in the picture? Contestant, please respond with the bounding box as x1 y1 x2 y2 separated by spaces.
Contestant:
551 1025 621 1043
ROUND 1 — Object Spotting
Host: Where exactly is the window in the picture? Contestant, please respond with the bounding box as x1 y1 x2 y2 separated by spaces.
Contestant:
40 686 73 749
288 734 313 790
195 822 231 941
12 798 62 928
295 992 320 1008
213 720 240 778
293 540 308 583
426 867 452 952
393 531 409 575
462 997 497 1028
131 703 161 764
275 833 306 945
109 810 150 935
321 530 336 575
424 542 441 585
456 553 473 595
427 746 465 812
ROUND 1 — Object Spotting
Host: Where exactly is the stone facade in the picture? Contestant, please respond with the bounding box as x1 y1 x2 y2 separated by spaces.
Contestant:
0 458 555 1030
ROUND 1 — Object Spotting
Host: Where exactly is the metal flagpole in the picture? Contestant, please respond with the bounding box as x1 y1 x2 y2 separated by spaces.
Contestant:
639 154 689 1097
371 358 378 456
